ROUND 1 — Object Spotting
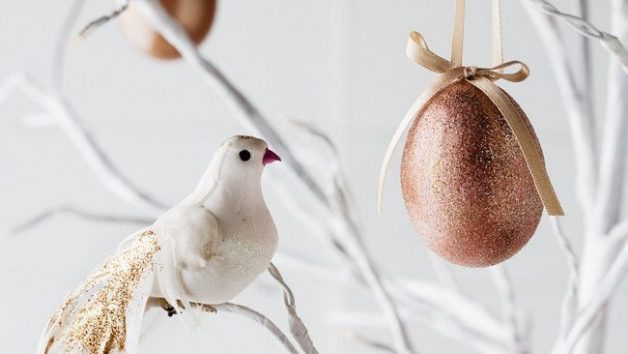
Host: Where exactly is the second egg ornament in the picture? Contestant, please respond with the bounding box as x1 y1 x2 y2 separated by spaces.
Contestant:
117 0 216 59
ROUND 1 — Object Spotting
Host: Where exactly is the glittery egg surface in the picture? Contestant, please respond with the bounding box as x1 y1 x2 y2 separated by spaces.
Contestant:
118 0 216 60
401 80 543 267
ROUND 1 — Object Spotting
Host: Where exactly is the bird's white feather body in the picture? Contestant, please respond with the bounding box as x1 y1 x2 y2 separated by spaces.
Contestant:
37 136 281 354
152 136 278 304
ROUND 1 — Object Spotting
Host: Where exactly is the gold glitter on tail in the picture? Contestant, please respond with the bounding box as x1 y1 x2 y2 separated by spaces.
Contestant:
43 230 160 354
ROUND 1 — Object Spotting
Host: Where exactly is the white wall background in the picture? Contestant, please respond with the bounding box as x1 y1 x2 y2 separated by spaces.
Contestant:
0 0 626 353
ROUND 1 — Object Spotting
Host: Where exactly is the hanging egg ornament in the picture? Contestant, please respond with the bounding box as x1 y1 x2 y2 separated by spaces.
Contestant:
380 0 563 268
117 0 216 59
400 80 543 267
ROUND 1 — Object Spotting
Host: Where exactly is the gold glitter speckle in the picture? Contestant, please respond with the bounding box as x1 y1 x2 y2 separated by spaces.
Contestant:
46 230 160 354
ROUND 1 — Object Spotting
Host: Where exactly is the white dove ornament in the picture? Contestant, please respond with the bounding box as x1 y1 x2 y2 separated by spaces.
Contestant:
38 135 282 354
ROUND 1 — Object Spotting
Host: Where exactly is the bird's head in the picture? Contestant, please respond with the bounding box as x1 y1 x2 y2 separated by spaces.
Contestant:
187 135 281 206
215 135 281 183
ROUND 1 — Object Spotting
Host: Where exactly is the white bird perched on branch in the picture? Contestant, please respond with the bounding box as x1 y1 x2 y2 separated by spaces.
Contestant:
38 135 283 354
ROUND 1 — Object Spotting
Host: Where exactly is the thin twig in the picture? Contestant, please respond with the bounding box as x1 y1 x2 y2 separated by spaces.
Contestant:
389 277 514 352
553 237 628 354
571 0 594 132
268 263 319 354
525 0 628 73
0 73 167 214
203 303 300 354
550 217 580 338
147 299 300 354
350 332 395 353
77 2 129 39
11 205 153 234
521 0 598 209
52 0 85 89
609 221 628 243
426 249 460 292
490 265 527 353
595 0 628 234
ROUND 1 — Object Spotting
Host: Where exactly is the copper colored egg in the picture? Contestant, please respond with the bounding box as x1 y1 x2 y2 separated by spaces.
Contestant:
401 80 543 267
117 0 216 59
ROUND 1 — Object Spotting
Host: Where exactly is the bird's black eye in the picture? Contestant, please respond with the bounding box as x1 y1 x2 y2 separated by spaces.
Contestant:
239 150 251 161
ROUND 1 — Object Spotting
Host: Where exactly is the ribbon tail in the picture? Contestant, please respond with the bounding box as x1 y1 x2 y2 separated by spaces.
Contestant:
378 71 462 214
469 77 564 216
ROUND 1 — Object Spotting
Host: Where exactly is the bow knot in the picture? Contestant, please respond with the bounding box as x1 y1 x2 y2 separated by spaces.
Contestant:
463 66 478 80
406 32 530 83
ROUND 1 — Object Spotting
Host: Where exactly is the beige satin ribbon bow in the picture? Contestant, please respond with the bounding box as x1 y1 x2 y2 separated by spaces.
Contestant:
377 30 564 216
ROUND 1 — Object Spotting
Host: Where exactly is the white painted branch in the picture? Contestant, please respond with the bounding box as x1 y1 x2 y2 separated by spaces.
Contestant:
273 252 351 283
11 204 153 234
390 278 515 352
144 299 299 353
350 332 395 353
0 73 166 215
525 0 628 353
490 265 527 352
268 263 319 354
525 0 628 74
609 221 628 243
550 217 580 339
207 303 300 354
77 1 129 39
553 236 628 354
521 1 597 208
571 0 594 143
595 0 628 234
331 305 512 354
426 248 460 292
51 0 84 89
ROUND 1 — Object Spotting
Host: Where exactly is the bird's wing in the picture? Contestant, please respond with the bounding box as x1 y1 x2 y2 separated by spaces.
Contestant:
37 230 161 354
131 205 221 321
152 205 219 271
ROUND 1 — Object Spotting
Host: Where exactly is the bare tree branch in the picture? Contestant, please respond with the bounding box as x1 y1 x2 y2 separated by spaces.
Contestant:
52 0 84 89
11 205 152 234
521 1 598 209
595 0 628 234
525 0 628 73
78 2 129 39
550 217 580 338
205 303 300 354
0 73 167 214
490 265 527 353
268 263 318 354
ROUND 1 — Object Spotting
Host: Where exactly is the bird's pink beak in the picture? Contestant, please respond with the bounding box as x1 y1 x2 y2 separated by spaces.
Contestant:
263 148 281 165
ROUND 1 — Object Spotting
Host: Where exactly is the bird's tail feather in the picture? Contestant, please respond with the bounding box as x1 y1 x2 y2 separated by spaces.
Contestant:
37 230 160 354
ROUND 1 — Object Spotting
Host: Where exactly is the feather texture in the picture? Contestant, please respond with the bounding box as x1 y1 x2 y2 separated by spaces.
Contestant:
38 230 160 354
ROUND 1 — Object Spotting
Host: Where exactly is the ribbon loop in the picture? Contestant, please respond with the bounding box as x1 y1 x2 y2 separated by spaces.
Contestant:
407 32 453 74
477 61 530 82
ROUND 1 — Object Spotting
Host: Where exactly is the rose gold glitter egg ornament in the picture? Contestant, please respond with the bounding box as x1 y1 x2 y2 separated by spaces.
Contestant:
378 0 564 267
117 0 216 59
401 80 543 267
